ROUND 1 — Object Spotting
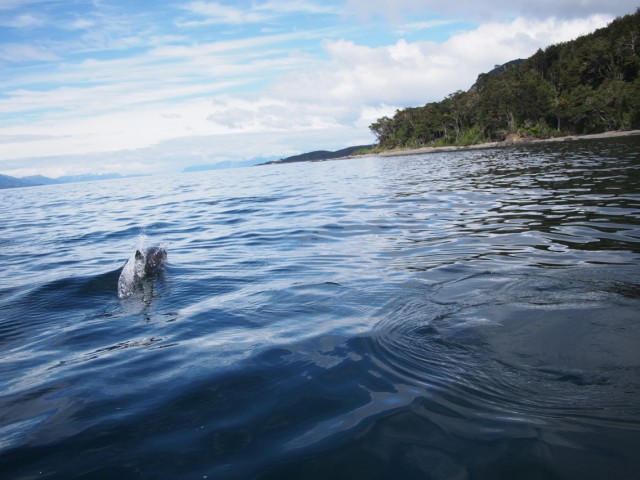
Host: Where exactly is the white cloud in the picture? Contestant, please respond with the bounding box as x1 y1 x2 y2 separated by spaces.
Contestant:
180 1 273 26
269 14 614 109
0 0 43 10
0 29 323 121
255 1 340 15
0 43 58 62
345 0 637 20
67 17 95 30
0 12 46 28
393 19 457 35
179 0 340 27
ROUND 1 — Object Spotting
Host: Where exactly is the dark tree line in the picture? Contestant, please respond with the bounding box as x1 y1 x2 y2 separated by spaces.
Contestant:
370 9 640 150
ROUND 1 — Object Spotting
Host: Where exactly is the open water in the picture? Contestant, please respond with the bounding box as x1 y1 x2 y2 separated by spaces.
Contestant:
1 137 639 479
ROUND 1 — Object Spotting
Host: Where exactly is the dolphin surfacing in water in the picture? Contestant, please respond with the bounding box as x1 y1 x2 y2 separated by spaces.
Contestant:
118 246 167 298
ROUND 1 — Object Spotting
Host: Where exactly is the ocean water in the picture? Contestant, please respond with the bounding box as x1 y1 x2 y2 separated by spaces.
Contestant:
1 137 639 479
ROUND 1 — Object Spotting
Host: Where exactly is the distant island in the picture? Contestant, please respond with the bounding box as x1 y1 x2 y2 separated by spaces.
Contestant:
365 8 640 153
257 145 374 166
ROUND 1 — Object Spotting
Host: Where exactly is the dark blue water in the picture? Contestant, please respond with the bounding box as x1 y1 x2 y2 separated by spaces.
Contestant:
1 137 639 479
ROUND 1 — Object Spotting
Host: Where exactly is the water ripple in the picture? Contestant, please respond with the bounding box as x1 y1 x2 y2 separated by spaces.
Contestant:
1 137 639 478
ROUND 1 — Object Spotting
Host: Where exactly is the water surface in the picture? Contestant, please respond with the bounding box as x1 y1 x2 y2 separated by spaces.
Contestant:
1 137 639 479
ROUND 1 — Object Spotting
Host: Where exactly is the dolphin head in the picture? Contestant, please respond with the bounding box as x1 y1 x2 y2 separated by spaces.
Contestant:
118 246 167 299
144 246 167 275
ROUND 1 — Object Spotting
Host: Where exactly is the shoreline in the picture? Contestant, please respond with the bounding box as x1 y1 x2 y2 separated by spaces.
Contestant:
368 129 640 158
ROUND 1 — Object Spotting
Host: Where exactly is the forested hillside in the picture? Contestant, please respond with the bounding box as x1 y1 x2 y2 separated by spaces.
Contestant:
370 9 640 149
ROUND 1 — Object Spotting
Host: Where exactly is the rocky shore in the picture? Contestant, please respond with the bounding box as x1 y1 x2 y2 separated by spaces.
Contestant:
372 129 640 158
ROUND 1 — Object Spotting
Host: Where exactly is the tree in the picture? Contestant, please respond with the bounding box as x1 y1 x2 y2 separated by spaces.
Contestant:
369 9 640 149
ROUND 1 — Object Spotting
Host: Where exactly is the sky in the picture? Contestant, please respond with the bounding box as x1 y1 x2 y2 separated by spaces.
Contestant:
0 1 637 177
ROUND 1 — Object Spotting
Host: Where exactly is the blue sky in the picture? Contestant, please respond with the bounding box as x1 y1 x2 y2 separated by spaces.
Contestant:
0 0 636 177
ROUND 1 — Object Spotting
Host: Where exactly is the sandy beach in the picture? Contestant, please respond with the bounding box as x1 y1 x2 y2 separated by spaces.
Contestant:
374 129 640 158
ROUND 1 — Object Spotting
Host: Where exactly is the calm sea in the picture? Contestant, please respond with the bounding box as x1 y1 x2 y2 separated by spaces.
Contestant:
1 137 639 479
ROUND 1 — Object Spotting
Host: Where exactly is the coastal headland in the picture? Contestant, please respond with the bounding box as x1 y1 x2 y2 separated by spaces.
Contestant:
367 11 640 161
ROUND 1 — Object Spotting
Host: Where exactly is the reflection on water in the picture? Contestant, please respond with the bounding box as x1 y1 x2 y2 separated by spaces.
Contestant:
0 136 639 479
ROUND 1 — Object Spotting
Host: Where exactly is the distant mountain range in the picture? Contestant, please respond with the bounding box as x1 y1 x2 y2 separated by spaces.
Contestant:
182 157 273 173
0 173 131 189
2 144 374 188
258 145 373 165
